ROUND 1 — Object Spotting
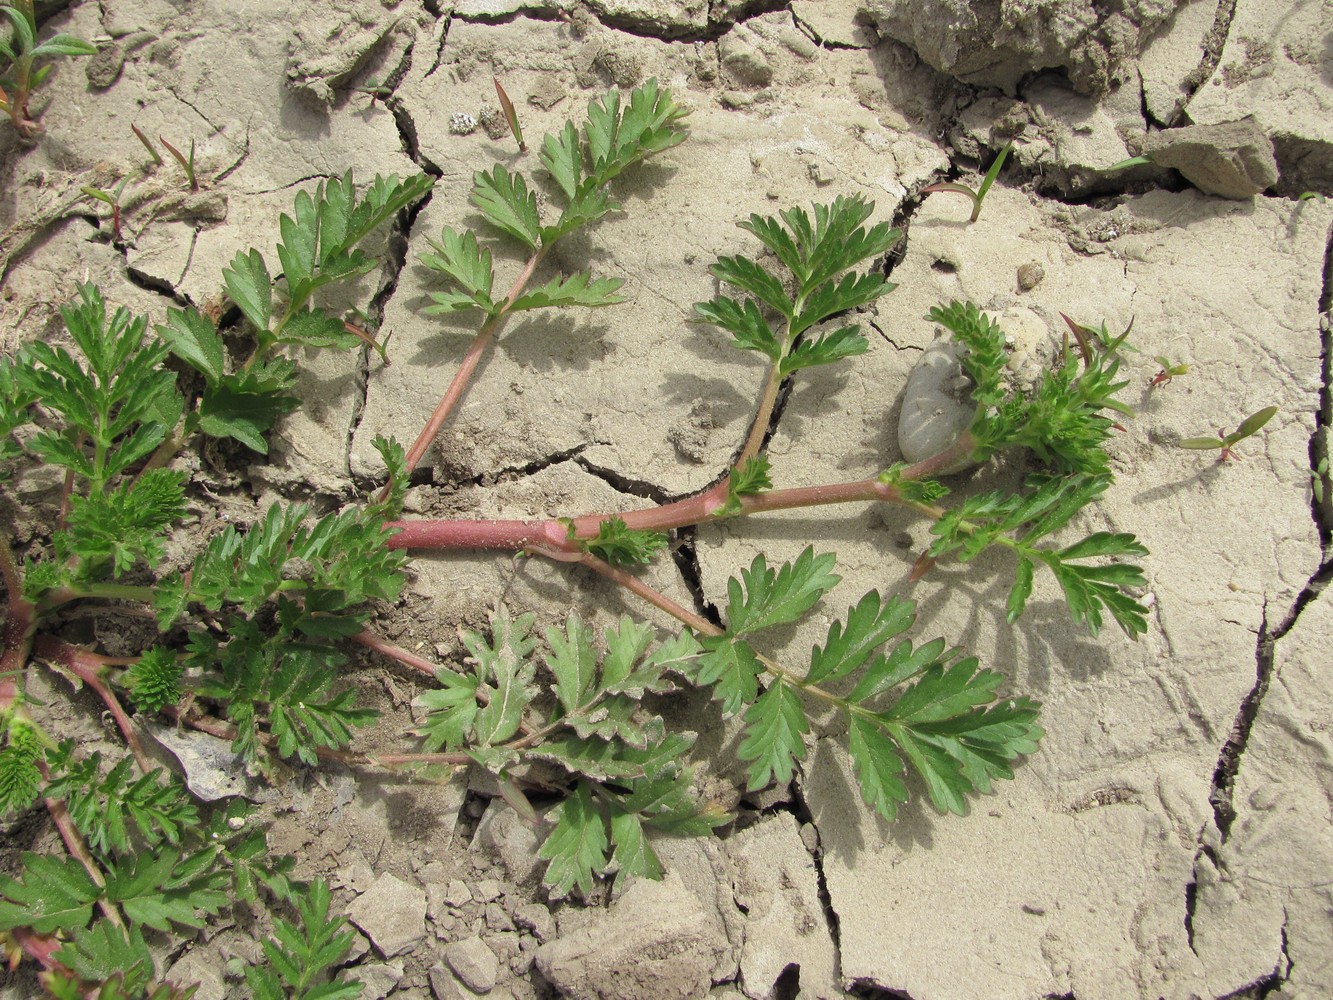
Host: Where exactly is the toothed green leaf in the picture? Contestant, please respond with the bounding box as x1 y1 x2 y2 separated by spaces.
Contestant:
695 635 762 718
223 248 273 333
539 783 609 899
420 226 498 315
846 716 907 822
738 679 808 790
608 808 662 892
725 547 840 637
780 324 869 375
806 591 916 685
156 306 226 384
471 164 541 249
509 271 626 310
0 854 98 934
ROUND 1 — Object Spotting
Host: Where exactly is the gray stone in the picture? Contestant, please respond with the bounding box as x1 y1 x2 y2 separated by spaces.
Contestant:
471 878 503 903
444 936 501 994
1141 119 1279 198
512 903 556 943
896 336 975 469
1184 0 1333 194
357 961 406 1000
348 874 428 958
444 879 473 907
536 875 732 1000
863 0 1177 96
470 802 545 889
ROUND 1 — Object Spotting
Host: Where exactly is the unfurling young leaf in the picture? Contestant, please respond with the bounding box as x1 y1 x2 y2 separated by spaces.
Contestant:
577 517 667 566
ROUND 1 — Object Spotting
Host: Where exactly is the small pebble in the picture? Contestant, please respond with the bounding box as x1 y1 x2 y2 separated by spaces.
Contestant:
1017 262 1045 291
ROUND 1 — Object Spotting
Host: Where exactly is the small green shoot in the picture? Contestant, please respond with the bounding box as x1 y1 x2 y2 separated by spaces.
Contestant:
1150 356 1188 388
158 134 197 191
350 81 392 109
1297 191 1327 203
1179 405 1278 462
1312 456 1328 504
0 0 97 137
1107 154 1154 170
131 123 163 166
80 178 130 243
921 141 1014 223
493 76 525 152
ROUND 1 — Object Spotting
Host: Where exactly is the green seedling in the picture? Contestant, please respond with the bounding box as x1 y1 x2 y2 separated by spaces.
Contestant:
1297 191 1327 203
493 76 526 151
1150 356 1188 388
79 177 130 243
921 140 1014 222
1312 456 1328 504
0 0 96 137
158 134 197 191
1107 154 1154 170
0 80 1161 994
350 81 392 108
1180 405 1278 461
130 123 163 166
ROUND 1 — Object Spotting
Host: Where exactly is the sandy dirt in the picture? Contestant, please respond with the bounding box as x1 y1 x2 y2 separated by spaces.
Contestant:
1 1 1331 998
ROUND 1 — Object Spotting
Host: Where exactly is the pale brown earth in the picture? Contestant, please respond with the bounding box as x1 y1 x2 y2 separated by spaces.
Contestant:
1 1 1331 998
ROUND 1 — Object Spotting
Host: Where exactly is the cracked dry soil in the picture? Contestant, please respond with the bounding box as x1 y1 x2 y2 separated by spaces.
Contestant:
2 1 1332 998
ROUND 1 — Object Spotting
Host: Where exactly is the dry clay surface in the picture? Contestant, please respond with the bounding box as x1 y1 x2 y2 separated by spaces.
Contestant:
1 0 1331 998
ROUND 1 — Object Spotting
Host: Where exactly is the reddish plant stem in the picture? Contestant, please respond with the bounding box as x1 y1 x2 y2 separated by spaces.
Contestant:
388 474 929 552
38 761 126 931
34 636 153 773
10 926 64 973
533 545 719 637
400 245 551 478
350 629 439 678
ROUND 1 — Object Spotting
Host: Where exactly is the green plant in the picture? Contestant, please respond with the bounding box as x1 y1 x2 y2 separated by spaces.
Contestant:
1179 405 1278 461
131 123 163 166
0 0 96 137
0 79 1152 994
157 135 197 191
1312 456 1328 504
1107 154 1154 171
493 76 525 151
921 141 1014 222
1150 355 1188 388
80 178 130 243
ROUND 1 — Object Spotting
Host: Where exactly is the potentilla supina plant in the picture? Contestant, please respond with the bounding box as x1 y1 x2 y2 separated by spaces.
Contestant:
0 79 1166 994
